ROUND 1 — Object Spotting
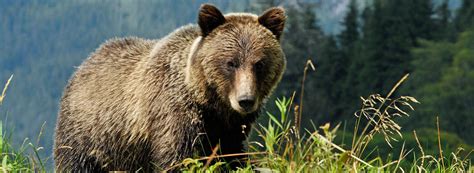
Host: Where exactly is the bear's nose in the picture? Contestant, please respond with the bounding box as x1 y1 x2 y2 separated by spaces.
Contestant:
238 95 256 112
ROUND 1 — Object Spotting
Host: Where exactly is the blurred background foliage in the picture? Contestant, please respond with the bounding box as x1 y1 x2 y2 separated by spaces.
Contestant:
0 0 472 167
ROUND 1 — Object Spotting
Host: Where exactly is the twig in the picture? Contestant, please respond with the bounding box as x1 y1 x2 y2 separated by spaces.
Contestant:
204 144 220 168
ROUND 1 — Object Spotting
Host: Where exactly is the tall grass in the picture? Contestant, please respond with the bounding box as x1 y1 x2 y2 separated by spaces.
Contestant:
0 75 47 172
178 62 473 172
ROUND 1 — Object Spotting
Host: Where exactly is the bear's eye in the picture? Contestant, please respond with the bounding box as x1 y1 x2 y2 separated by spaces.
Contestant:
227 61 238 69
255 61 264 69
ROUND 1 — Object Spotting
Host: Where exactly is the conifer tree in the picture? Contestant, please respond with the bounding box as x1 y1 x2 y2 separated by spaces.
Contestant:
328 0 360 122
339 0 359 53
455 0 474 31
434 0 455 40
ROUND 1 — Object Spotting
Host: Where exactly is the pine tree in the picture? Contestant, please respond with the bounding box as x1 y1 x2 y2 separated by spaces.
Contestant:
434 0 455 41
327 0 360 122
407 0 434 43
281 4 323 84
356 0 386 95
439 0 450 27
455 0 474 31
355 0 435 95
339 0 359 53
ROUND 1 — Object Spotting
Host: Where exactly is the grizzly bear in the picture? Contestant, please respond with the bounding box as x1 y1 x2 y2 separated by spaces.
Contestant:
54 4 286 172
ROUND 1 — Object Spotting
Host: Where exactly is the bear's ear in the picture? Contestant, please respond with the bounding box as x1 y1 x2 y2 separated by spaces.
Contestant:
258 7 286 40
198 4 226 37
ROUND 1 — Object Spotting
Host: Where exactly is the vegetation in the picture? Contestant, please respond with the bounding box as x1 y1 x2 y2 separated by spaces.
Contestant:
177 73 472 172
1 73 471 172
0 76 47 172
265 0 474 163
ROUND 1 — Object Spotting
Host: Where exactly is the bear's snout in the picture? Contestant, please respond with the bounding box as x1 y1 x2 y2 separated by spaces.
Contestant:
237 95 256 112
230 90 258 114
229 68 259 114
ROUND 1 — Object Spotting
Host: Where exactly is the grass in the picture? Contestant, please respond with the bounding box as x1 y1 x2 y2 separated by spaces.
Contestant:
177 62 473 172
0 64 472 172
0 75 47 172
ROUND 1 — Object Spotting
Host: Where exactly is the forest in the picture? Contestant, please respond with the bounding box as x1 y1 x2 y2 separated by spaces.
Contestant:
0 0 473 169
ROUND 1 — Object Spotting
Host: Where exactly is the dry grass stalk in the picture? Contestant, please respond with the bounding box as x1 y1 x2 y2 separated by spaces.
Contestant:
436 116 445 168
0 75 13 105
350 74 420 166
296 59 315 134
413 130 425 169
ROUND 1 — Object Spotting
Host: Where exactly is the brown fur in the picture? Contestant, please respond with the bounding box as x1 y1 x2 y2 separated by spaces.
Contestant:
54 4 286 172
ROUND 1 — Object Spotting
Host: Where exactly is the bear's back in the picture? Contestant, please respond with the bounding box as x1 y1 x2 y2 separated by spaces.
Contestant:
54 37 158 171
78 37 155 80
63 37 155 123
59 25 201 134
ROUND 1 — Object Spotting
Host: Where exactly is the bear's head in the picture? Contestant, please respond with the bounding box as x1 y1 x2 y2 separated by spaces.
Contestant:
186 4 286 115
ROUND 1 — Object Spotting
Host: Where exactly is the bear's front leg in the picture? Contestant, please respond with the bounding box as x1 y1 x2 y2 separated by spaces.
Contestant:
199 119 253 169
149 111 203 171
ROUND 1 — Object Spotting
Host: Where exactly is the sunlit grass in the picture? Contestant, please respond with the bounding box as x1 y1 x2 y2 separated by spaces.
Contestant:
178 70 472 172
0 75 47 172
